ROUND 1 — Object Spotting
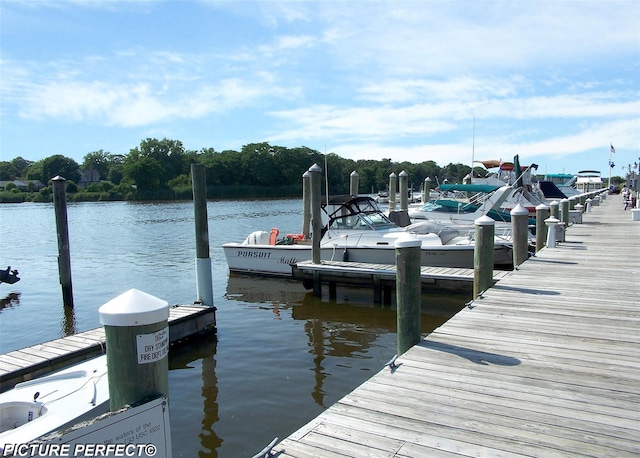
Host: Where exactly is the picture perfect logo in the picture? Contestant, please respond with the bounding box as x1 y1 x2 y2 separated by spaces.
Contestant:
1 443 157 457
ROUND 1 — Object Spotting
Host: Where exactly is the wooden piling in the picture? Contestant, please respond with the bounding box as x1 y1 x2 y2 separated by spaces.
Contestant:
309 164 323 296
99 289 169 411
349 170 359 197
395 236 422 356
510 203 529 267
549 200 559 219
191 164 214 307
560 198 570 228
399 170 408 211
302 171 311 238
535 203 550 252
473 215 495 299
52 176 74 308
388 172 397 211
423 177 432 203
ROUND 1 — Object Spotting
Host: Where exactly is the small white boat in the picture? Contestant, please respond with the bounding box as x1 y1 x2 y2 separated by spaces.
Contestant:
0 355 109 452
223 195 513 277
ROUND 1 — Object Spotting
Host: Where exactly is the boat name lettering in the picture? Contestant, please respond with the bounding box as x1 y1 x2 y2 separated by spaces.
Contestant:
279 256 298 265
237 250 271 259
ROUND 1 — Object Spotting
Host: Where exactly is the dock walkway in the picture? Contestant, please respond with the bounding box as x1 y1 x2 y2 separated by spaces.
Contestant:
0 305 215 392
274 194 640 457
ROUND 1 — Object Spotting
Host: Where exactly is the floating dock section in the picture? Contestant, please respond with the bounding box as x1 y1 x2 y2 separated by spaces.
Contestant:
0 305 215 392
274 194 640 456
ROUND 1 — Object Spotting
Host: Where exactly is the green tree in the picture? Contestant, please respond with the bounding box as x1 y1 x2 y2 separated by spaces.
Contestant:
0 161 16 180
123 157 164 191
82 150 112 179
31 155 81 184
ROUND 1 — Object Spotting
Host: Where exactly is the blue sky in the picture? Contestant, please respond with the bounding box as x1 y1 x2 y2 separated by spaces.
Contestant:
1 0 639 177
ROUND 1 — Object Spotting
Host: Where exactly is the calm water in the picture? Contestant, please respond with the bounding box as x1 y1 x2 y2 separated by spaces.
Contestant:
0 199 468 457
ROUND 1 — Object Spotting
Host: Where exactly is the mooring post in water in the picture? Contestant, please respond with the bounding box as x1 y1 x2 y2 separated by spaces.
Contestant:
99 289 169 411
395 235 421 356
399 170 408 211
349 170 359 197
52 175 74 308
309 164 323 296
191 164 214 308
510 203 529 268
388 172 397 211
545 216 560 248
423 177 432 203
473 215 495 299
535 203 550 252
302 171 311 238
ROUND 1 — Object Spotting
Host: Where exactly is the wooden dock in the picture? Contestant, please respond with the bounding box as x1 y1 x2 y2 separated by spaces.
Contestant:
0 305 216 392
274 194 640 457
293 260 511 303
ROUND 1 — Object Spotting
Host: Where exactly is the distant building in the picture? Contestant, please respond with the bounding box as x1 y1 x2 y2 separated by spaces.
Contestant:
78 169 101 188
0 179 46 191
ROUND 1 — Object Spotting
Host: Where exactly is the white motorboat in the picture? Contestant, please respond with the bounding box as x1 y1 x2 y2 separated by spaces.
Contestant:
223 195 513 277
0 355 109 452
408 183 518 224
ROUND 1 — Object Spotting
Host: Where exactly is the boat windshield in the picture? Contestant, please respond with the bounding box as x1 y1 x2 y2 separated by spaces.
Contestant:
329 212 396 230
324 195 397 231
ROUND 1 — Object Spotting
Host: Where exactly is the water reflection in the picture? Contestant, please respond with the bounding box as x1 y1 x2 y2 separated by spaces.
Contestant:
225 274 468 410
169 335 220 457
0 291 21 312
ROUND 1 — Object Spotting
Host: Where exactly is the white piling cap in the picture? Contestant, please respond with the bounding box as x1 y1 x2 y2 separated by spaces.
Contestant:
99 288 169 326
350 170 359 177
309 163 322 173
544 216 560 225
474 215 495 226
536 203 549 210
510 203 529 216
399 170 408 177
394 234 422 248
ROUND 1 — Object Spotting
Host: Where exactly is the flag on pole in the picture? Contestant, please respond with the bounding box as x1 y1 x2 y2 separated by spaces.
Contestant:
611 144 615 154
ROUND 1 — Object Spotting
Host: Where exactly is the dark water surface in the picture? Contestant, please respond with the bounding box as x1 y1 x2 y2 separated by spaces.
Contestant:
0 199 469 457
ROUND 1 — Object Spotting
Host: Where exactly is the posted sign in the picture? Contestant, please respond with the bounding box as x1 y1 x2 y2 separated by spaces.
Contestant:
136 327 169 364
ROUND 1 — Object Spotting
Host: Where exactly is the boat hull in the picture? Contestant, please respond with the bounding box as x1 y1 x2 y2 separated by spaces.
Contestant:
222 242 513 277
0 355 109 451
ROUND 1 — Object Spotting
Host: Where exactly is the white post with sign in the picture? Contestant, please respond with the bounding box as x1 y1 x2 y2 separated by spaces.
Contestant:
99 289 169 412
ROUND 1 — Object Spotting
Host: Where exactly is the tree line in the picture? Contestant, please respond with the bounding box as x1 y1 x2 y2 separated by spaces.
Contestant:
0 138 481 203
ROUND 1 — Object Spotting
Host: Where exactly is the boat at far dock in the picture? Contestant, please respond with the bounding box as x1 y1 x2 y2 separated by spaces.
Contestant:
223 195 513 277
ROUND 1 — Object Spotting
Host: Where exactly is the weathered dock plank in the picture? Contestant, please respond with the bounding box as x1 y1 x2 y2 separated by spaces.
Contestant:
274 194 640 457
0 304 216 392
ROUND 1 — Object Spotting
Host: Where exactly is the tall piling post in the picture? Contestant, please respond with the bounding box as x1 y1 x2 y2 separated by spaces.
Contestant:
388 172 397 211
395 236 422 356
399 170 409 211
309 164 323 296
474 215 495 299
191 164 214 308
302 171 311 238
349 170 359 197
99 289 169 411
510 203 530 268
535 203 550 252
52 176 74 308
560 198 569 240
423 177 432 203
